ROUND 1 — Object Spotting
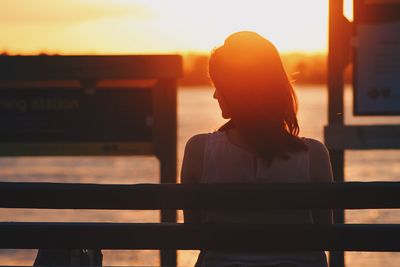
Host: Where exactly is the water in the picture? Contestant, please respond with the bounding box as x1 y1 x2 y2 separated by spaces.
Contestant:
0 85 399 266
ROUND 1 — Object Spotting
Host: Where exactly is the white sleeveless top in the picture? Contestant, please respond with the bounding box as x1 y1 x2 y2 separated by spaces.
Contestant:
196 131 327 267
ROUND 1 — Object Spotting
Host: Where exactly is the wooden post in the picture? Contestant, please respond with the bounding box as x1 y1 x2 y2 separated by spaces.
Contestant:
153 78 178 266
328 1 349 267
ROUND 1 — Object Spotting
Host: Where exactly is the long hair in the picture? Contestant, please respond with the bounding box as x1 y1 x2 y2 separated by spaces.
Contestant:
209 31 307 163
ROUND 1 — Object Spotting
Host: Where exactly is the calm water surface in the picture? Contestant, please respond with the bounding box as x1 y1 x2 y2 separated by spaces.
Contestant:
0 85 399 266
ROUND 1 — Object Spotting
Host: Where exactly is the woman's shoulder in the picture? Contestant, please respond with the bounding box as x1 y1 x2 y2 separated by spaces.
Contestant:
182 133 212 184
185 133 208 152
302 138 329 156
185 131 223 151
301 137 333 183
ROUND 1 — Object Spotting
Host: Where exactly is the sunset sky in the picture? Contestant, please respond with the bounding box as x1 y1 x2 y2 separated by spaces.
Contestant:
0 0 353 55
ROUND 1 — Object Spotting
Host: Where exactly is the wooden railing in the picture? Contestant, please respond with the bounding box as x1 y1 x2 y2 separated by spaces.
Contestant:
1 182 400 264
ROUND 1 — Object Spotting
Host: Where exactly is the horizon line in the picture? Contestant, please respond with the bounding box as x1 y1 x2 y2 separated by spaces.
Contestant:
0 49 328 56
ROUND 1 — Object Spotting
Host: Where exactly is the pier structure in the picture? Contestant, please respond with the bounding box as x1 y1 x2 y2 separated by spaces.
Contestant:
326 0 400 266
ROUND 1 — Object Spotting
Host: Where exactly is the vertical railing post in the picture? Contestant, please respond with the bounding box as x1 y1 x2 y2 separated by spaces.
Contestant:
154 78 178 266
328 1 351 267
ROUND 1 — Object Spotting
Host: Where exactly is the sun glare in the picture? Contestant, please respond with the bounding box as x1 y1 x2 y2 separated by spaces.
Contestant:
0 0 331 55
343 0 354 21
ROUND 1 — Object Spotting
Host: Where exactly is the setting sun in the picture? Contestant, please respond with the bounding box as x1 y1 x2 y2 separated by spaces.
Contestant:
0 0 346 55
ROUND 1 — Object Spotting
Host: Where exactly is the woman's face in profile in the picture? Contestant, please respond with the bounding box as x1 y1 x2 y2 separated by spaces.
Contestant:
213 88 231 119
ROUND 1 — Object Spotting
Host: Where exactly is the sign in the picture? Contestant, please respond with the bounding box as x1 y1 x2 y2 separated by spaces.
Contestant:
0 87 154 155
0 55 181 156
354 0 400 115
0 87 153 142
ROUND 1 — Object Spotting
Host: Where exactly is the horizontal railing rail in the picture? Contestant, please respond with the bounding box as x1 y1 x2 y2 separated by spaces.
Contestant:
1 182 400 253
0 222 400 251
0 182 399 210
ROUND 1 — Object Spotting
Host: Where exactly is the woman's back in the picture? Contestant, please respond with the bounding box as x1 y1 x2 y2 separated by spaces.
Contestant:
184 131 330 267
183 131 327 267
201 131 313 224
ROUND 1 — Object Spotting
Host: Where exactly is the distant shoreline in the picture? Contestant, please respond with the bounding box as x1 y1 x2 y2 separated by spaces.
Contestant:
178 82 352 88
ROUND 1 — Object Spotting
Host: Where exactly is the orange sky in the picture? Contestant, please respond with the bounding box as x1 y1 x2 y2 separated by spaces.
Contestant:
0 0 353 55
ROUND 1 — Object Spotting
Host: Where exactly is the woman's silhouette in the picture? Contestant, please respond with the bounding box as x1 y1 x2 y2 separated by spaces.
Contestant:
181 31 333 267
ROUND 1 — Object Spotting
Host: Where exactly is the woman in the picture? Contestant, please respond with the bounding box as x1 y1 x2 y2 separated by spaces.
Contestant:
181 31 333 267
